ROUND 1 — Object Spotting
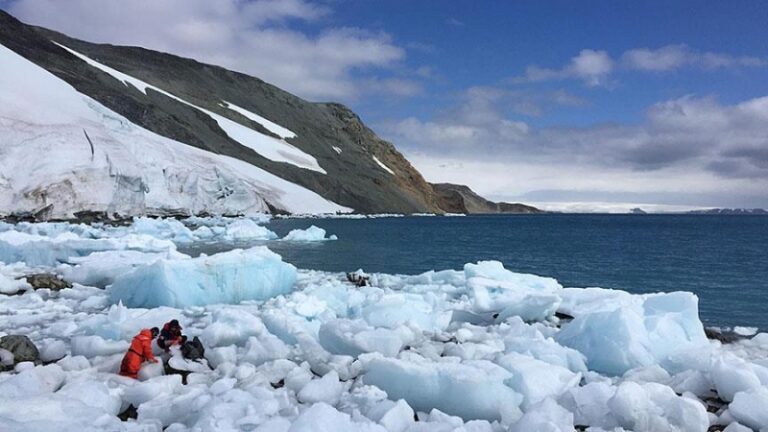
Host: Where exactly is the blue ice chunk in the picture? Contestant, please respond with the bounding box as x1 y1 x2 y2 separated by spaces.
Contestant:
108 246 296 308
556 291 707 375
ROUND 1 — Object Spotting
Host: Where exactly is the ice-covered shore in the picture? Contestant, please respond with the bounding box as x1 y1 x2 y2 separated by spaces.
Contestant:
1 218 768 431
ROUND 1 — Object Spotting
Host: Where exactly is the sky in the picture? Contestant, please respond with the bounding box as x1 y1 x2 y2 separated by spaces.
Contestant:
3 0 767 210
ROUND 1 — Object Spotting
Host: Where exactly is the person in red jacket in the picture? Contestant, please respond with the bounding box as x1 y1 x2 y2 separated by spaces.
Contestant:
119 327 159 379
157 319 185 351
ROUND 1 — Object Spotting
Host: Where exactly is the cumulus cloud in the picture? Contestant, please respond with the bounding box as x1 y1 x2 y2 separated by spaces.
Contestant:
382 89 768 206
514 45 765 86
622 44 765 71
5 0 415 101
514 49 614 87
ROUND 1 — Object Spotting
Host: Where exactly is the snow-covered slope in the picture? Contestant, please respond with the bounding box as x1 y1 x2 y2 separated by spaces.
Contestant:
0 10 453 215
0 43 349 218
55 43 325 174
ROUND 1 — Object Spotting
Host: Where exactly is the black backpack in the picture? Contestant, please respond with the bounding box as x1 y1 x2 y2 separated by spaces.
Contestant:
180 336 205 361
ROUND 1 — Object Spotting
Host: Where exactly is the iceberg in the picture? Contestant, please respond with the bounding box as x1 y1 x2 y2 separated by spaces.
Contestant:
108 246 297 308
224 218 278 241
282 225 338 241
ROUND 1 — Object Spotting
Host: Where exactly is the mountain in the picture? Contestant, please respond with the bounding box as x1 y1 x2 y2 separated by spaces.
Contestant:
687 208 768 215
0 11 460 219
431 183 542 214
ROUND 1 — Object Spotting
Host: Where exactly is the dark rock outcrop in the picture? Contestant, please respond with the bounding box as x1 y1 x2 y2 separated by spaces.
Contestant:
23 273 73 291
431 183 542 214
0 335 40 369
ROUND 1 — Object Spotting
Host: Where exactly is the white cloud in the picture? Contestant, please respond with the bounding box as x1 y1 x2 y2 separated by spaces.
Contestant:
515 45 765 86
622 44 765 71
514 49 614 87
7 0 412 101
382 90 768 207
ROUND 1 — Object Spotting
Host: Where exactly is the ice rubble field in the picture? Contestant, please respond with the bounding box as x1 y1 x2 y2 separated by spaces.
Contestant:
1 218 768 431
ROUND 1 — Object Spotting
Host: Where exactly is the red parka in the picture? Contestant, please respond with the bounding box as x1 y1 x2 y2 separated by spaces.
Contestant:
119 328 158 379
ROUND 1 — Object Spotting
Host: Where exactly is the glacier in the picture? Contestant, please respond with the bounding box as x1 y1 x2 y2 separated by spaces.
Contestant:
0 217 767 431
0 43 349 219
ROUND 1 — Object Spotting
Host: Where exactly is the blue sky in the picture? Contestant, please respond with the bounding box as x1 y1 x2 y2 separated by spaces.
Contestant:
4 0 768 210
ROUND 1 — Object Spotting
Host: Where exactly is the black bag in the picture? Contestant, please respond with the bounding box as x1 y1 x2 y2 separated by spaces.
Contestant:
180 336 205 361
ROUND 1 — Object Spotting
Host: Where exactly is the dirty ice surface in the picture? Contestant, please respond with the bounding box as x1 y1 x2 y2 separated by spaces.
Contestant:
1 216 768 432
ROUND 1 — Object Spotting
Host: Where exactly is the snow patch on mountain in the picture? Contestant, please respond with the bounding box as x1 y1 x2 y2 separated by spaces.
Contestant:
220 101 296 139
0 43 349 218
373 155 395 175
55 43 324 174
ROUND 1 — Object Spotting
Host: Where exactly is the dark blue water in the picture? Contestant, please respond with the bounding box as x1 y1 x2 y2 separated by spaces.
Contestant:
193 215 768 329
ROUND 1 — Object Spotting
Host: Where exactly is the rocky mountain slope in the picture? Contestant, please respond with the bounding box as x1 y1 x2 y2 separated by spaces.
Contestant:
0 11 453 217
431 183 542 214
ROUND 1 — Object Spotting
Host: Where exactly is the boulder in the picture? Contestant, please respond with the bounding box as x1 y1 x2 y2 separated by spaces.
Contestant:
23 273 72 291
0 335 40 369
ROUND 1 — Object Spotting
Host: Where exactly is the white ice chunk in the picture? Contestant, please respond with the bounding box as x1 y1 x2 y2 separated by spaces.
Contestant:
224 218 278 240
319 319 413 358
724 422 755 432
298 370 345 405
200 308 268 347
129 217 196 242
0 364 65 398
509 398 574 432
0 263 30 294
109 246 297 308
282 225 337 241
62 249 189 288
464 261 562 290
0 230 178 266
70 335 129 357
729 387 768 430
712 355 765 401
608 381 709 432
465 261 562 322
289 402 387 432
56 380 122 415
556 291 707 375
362 355 523 422
361 293 452 333
497 352 581 410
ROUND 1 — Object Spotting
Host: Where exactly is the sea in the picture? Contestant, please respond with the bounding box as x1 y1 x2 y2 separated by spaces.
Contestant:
181 214 768 331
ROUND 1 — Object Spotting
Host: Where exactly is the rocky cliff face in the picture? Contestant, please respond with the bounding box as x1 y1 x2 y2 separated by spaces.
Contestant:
431 183 542 214
0 11 444 216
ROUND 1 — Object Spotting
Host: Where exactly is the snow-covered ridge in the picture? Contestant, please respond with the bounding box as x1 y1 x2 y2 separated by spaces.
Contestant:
0 43 349 218
1 217 768 431
55 43 324 174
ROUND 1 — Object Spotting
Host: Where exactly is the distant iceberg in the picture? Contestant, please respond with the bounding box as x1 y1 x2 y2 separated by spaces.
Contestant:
282 225 338 241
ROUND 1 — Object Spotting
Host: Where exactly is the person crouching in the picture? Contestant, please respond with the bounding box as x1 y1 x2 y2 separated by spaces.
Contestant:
119 327 159 379
157 319 185 352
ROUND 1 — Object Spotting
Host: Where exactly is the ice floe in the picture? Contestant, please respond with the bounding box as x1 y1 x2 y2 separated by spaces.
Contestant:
0 217 767 431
